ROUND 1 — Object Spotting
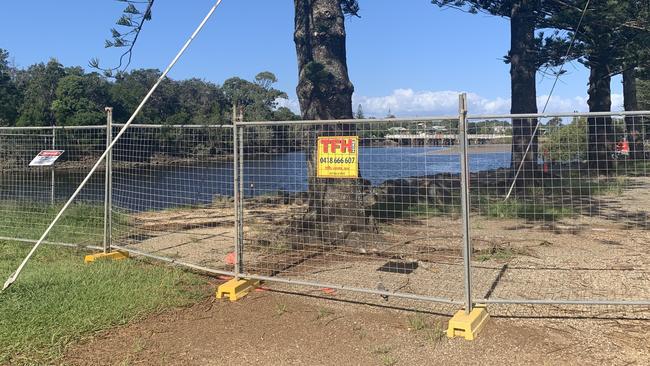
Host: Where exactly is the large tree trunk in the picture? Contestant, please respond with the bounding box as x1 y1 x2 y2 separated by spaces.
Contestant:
509 0 539 187
586 55 614 173
639 78 650 141
293 0 368 244
623 67 644 159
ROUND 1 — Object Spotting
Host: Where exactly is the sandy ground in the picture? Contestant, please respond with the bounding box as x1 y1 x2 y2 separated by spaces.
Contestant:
116 176 650 307
64 288 650 366
80 175 650 365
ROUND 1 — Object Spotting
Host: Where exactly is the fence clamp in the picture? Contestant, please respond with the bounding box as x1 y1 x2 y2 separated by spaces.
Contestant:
446 304 490 341
216 278 260 302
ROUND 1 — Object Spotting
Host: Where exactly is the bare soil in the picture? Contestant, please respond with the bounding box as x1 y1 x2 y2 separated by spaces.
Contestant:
117 178 650 306
63 288 649 366
79 176 650 365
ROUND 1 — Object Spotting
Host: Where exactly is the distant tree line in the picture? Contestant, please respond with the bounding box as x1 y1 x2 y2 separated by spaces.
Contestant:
0 49 299 128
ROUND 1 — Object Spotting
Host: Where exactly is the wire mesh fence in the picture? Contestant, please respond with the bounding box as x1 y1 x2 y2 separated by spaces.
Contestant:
466 113 650 305
1 104 649 308
0 126 106 247
237 118 468 304
109 124 235 274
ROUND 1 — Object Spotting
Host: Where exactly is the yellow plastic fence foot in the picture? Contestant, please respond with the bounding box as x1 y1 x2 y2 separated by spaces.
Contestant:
84 251 129 264
447 304 490 341
216 278 260 302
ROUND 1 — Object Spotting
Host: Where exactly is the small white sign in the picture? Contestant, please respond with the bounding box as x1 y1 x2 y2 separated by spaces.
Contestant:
29 150 64 167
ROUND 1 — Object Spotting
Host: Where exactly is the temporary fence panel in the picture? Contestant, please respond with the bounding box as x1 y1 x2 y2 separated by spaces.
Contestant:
0 126 106 247
236 118 468 305
2 109 649 309
465 113 650 305
109 124 236 275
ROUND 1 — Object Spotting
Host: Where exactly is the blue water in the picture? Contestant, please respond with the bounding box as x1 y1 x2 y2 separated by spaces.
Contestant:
1 146 510 211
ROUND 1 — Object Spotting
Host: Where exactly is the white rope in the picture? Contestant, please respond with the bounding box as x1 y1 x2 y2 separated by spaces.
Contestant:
3 0 224 292
504 0 591 201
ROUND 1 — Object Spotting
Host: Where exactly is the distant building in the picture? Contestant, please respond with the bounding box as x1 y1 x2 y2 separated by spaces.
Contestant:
387 127 408 133
492 125 511 134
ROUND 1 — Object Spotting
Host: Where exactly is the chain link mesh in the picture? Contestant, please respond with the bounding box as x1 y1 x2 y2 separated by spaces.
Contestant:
0 126 106 246
466 114 650 303
1 112 649 306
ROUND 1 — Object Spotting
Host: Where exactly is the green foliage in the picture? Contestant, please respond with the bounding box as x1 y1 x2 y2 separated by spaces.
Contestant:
0 202 113 244
467 120 511 135
639 78 650 111
475 247 517 262
482 199 575 221
546 1 650 79
355 104 365 119
223 71 288 121
0 242 205 364
542 117 587 162
304 61 332 85
16 59 66 127
92 0 154 76
51 74 110 125
0 49 19 126
0 48 299 128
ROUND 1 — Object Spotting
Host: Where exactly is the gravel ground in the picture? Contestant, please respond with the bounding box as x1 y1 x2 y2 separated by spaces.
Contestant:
61 176 650 365
63 288 650 366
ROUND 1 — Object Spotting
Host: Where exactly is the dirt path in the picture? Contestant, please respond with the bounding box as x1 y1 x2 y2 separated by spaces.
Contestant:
64 289 649 366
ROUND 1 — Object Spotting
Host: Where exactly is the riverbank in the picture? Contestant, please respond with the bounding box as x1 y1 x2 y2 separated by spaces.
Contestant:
427 143 510 155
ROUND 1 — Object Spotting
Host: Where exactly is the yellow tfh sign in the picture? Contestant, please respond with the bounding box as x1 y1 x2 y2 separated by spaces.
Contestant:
316 136 359 178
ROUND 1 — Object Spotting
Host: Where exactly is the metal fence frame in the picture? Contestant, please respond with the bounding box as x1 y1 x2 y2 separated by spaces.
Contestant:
2 97 650 311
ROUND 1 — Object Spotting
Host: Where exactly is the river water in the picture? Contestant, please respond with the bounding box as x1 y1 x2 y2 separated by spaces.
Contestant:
0 146 510 211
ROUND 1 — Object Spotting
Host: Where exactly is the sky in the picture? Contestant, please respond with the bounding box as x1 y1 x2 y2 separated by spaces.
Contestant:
0 0 624 117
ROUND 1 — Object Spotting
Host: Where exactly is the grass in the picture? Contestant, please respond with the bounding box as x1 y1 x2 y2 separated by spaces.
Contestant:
467 169 635 222
407 313 446 343
315 306 334 320
407 313 429 331
0 241 206 364
0 202 115 245
474 246 523 262
480 198 576 221
380 354 398 366
275 303 288 317
404 203 460 218
550 175 629 197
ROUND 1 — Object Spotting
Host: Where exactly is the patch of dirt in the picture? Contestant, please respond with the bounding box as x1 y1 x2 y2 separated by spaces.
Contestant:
63 176 650 365
115 176 650 305
64 289 650 366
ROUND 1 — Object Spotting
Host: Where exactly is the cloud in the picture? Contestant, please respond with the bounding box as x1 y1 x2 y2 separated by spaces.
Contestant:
278 89 625 118
275 97 300 113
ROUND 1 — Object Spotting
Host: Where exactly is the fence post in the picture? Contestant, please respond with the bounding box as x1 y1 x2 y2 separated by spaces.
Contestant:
103 107 113 254
238 111 244 275
458 93 473 314
232 104 242 279
50 126 56 205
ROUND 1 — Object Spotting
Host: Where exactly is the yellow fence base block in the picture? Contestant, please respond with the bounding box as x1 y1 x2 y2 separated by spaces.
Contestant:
84 251 129 264
216 278 260 302
447 305 490 341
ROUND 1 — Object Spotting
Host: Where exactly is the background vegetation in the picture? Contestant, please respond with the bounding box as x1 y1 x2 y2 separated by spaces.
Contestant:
0 48 299 128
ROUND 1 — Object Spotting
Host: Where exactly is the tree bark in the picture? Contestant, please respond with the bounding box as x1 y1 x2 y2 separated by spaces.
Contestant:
509 0 539 187
623 67 643 159
586 54 614 173
293 0 368 244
